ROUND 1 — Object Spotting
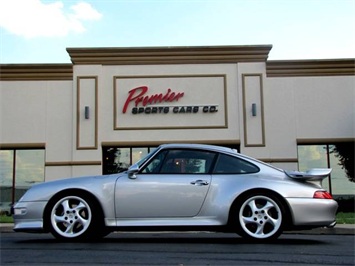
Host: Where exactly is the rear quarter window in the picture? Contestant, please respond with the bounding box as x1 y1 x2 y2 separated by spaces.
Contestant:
213 154 259 174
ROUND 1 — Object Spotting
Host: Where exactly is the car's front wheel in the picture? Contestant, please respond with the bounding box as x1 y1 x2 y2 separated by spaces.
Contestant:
46 193 101 240
235 193 285 240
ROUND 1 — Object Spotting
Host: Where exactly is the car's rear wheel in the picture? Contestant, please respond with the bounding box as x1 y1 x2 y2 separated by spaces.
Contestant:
235 193 285 240
47 193 102 240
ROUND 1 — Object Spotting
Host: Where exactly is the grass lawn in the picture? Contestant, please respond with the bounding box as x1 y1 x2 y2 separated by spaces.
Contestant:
1 212 354 224
0 214 13 223
336 212 355 224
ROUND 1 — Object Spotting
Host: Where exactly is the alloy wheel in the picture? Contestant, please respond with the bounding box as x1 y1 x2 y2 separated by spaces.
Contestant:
239 195 282 239
50 196 92 239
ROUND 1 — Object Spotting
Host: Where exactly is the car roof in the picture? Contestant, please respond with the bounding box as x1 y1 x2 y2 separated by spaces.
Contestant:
159 143 238 154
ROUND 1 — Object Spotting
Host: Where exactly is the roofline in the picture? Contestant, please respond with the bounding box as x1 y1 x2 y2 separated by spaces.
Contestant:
266 58 355 77
0 45 354 80
66 45 273 65
0 64 73 81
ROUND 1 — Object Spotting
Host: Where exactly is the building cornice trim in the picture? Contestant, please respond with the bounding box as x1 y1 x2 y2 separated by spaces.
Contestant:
0 64 73 80
0 143 46 149
66 45 273 65
297 138 355 144
45 161 102 166
266 59 355 77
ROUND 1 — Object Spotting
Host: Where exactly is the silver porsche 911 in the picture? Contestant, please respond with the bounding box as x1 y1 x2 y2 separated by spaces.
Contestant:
13 143 338 241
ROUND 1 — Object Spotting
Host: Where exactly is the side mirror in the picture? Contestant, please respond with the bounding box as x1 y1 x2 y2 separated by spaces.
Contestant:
127 164 139 179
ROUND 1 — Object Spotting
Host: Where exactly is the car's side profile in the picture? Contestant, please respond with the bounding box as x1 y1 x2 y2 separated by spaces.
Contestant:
13 143 338 241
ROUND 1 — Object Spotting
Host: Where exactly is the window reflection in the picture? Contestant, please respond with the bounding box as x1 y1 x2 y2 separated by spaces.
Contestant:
298 145 354 195
0 149 45 213
298 145 329 191
102 147 155 175
15 150 45 200
103 148 130 174
132 148 148 164
0 150 14 187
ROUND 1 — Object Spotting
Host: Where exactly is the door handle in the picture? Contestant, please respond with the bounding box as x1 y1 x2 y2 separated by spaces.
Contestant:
190 180 209 186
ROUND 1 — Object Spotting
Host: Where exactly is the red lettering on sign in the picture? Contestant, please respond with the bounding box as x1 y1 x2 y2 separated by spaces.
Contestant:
122 86 184 113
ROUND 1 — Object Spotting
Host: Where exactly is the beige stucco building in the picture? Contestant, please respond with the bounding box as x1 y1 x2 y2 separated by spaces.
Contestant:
0 45 354 208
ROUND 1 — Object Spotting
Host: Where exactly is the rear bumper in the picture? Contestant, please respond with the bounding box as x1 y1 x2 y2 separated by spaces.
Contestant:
286 198 338 226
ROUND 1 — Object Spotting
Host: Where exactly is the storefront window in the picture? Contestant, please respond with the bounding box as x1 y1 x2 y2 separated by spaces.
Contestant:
298 145 355 196
132 148 149 164
102 148 130 174
0 150 13 214
0 149 45 213
102 147 155 175
298 145 329 191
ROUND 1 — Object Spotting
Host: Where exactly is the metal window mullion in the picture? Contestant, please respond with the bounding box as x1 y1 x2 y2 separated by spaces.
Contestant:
326 144 333 194
11 150 16 204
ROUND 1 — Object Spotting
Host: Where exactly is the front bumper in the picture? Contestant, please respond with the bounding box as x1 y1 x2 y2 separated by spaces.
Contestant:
12 201 47 233
13 220 45 233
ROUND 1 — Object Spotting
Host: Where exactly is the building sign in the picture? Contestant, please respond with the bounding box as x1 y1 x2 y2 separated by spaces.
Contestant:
114 75 227 130
122 86 218 115
122 86 185 114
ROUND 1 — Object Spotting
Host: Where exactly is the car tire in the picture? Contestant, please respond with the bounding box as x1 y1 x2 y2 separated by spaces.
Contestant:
234 192 285 241
46 193 103 240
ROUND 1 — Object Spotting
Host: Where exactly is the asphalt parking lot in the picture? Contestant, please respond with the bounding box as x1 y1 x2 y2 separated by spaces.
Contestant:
1 222 354 235
1 228 354 266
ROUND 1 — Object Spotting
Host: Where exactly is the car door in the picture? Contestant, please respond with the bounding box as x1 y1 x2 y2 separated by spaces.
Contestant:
115 148 217 218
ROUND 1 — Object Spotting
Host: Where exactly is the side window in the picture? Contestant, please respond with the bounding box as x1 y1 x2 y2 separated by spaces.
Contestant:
213 154 259 174
143 149 216 174
141 150 168 174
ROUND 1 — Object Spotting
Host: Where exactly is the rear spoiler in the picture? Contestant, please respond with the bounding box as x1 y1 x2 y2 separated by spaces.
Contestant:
285 168 332 183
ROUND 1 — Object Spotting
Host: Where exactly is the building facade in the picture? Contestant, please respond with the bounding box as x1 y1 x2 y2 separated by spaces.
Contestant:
0 45 354 211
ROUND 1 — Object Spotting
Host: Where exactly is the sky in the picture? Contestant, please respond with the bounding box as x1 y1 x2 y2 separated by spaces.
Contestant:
0 0 354 64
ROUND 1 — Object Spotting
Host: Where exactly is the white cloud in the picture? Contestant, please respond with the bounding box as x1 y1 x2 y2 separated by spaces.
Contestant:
0 0 102 38
70 2 102 20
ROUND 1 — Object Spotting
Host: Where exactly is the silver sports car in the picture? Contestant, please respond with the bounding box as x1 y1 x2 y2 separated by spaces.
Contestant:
13 143 338 241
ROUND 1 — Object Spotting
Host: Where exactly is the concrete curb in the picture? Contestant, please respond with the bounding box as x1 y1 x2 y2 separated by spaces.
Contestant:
0 223 17 233
284 224 355 235
1 223 354 235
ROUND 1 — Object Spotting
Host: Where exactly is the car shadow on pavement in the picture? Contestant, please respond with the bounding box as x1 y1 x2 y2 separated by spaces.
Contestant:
15 234 325 245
